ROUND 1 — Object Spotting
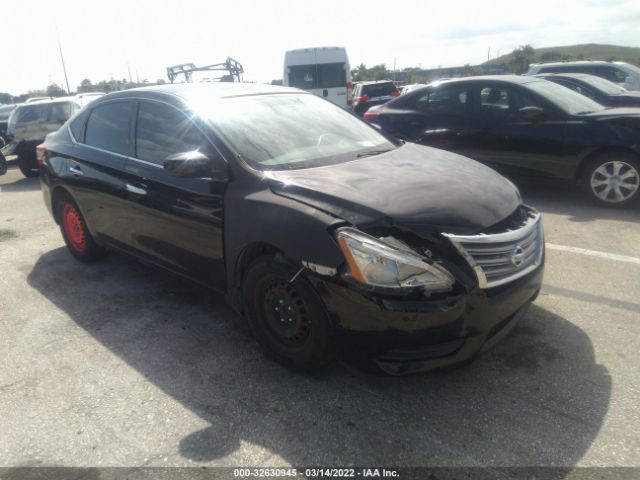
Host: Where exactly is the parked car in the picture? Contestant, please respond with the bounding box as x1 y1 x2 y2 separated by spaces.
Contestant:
39 83 544 375
365 75 640 206
0 104 18 145
526 61 640 91
283 46 353 109
351 80 400 116
535 73 640 107
2 97 81 177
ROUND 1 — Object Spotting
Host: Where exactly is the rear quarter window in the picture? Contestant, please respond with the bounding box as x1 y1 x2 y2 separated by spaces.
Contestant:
84 102 133 155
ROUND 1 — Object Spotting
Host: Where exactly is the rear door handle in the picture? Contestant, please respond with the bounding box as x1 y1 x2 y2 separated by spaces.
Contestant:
126 183 147 195
69 166 83 176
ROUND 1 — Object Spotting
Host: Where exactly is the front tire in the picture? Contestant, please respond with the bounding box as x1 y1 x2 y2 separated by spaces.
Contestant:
55 193 108 262
17 148 39 178
242 256 336 371
582 153 640 207
0 152 6 176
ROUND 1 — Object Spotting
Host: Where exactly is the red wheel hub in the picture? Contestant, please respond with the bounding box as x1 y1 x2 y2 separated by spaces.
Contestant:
62 204 86 252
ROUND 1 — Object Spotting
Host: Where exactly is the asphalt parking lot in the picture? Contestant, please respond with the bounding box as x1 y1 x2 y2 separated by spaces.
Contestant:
1 158 639 471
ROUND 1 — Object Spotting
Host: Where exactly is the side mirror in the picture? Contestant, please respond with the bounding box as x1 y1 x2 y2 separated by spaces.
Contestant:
519 106 545 122
163 150 228 181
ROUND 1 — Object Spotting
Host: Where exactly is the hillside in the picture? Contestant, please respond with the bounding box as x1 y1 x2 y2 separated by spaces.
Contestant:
486 43 640 66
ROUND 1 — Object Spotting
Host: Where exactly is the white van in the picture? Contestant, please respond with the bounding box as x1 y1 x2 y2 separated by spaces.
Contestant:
283 47 352 109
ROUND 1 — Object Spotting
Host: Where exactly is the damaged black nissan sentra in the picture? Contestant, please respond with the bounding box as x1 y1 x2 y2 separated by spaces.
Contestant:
39 83 544 375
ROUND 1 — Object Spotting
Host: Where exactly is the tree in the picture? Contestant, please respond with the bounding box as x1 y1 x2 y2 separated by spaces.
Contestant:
0 92 12 104
77 79 95 93
511 44 535 74
46 83 67 97
540 51 562 63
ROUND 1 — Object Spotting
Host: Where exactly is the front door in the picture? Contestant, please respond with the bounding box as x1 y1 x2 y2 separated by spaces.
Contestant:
123 100 226 289
465 83 568 178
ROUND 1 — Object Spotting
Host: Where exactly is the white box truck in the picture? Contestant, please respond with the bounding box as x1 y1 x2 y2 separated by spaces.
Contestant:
283 47 353 109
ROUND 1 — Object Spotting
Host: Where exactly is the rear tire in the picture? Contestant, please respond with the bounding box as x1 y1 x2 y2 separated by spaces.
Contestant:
581 152 640 207
242 255 336 372
0 152 6 176
55 193 108 262
18 148 39 178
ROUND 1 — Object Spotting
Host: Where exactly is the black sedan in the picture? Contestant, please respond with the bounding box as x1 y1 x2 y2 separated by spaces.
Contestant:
39 83 544 375
365 75 640 207
535 72 640 108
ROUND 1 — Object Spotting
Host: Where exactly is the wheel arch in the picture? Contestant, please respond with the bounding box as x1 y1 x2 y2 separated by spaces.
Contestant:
50 186 97 239
575 146 640 181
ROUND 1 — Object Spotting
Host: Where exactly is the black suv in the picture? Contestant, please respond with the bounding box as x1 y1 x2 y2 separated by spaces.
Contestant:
39 83 544 375
2 98 80 177
351 80 400 116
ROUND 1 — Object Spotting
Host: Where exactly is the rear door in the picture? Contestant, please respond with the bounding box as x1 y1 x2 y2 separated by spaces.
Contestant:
382 82 474 150
122 100 225 289
316 62 349 108
66 100 134 246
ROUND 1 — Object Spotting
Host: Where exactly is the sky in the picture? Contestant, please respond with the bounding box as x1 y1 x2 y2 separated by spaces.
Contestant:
3 0 640 95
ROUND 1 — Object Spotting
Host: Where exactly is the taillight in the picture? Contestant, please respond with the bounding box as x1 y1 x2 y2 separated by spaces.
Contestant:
347 82 353 106
36 144 47 166
357 95 370 104
390 91 400 97
363 111 380 122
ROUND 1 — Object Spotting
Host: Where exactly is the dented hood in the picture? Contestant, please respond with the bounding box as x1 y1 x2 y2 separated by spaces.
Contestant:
266 143 521 235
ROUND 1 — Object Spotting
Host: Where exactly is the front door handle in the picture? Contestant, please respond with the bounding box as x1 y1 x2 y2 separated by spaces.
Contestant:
126 183 147 195
69 166 83 176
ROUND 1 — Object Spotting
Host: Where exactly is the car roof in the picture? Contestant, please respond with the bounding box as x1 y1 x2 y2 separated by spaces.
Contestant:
530 60 628 67
359 80 395 85
18 97 78 107
105 82 302 101
535 72 595 81
429 75 543 86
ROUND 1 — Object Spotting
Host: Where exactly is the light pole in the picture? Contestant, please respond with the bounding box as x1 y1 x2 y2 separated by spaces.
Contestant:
57 30 71 94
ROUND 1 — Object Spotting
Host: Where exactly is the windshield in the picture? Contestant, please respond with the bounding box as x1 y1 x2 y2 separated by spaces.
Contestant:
525 80 606 115
578 75 627 95
205 94 394 170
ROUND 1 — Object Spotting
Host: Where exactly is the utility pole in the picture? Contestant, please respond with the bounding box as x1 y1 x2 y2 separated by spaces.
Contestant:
57 31 71 94
488 47 491 63
127 63 133 84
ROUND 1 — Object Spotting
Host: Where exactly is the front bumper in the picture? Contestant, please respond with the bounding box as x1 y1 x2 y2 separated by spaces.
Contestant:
309 259 544 375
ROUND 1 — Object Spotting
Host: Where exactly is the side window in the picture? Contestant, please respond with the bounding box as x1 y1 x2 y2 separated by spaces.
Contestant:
413 85 469 114
594 66 628 84
50 102 72 124
477 85 542 117
14 105 47 124
135 102 212 166
85 102 133 156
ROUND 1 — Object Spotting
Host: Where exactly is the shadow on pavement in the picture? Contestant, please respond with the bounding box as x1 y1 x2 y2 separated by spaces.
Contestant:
27 247 611 469
516 179 639 223
0 174 40 193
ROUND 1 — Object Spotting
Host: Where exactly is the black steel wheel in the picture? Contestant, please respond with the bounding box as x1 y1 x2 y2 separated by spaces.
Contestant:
242 255 336 371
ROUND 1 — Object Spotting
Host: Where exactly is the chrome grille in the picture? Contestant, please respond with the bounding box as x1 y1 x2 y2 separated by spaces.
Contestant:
443 207 544 288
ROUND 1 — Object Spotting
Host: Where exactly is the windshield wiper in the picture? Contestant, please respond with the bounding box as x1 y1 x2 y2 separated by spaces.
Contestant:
357 149 392 158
